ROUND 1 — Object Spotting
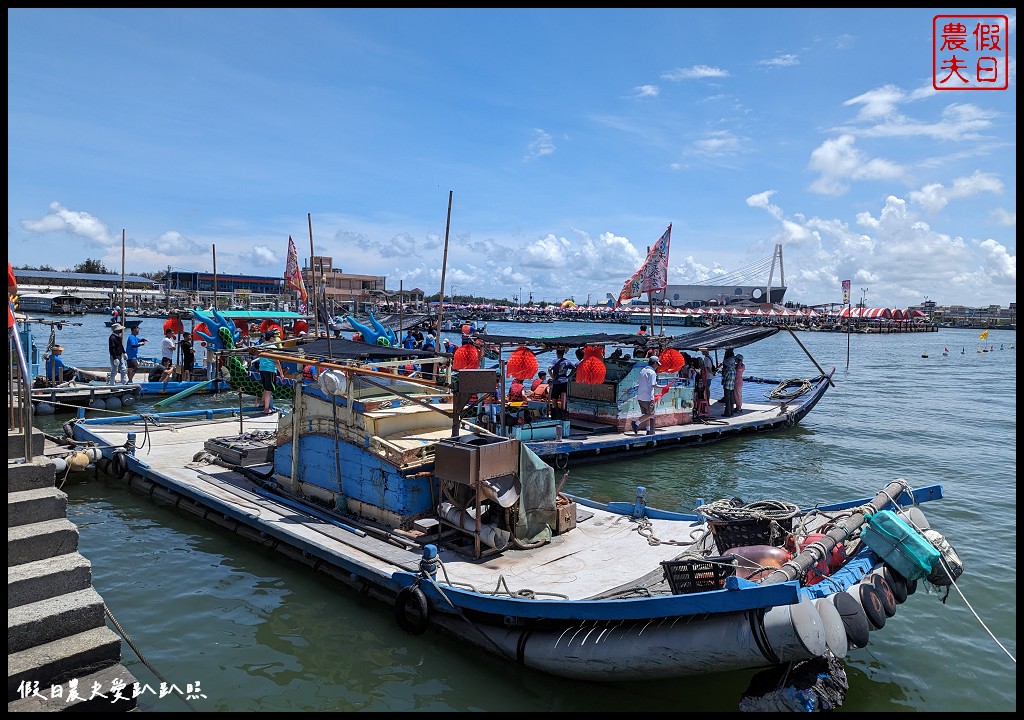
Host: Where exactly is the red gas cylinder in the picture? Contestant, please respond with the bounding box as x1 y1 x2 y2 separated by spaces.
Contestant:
798 533 848 585
722 545 794 581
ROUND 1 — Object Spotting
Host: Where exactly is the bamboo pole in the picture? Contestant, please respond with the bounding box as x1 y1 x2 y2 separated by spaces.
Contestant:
120 229 127 358
435 191 453 342
308 213 319 337
212 244 218 311
786 327 836 387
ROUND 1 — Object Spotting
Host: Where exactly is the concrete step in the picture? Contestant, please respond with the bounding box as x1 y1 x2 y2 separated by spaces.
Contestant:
7 518 79 567
7 429 46 464
8 587 106 655
7 662 138 712
6 457 56 494
8 486 68 529
7 625 123 703
8 553 93 609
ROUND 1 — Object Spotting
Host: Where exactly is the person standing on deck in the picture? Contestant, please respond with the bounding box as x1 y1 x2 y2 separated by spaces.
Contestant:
734 353 745 411
108 324 128 384
630 355 665 435
699 347 717 403
125 326 148 382
257 328 284 414
548 348 576 421
180 334 195 381
720 348 737 417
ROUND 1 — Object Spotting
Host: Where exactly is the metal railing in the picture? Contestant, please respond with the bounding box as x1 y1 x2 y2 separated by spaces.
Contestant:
8 303 35 460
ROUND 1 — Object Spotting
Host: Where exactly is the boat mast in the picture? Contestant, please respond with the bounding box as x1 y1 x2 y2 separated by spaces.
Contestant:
120 229 127 353
308 213 319 337
435 191 453 342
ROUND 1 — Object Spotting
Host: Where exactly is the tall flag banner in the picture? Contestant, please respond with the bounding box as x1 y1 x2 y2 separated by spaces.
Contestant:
841 279 851 304
979 329 989 341
614 224 672 309
284 236 308 306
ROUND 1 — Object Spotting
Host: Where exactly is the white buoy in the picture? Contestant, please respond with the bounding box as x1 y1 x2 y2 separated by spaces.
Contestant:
90 398 107 410
106 395 123 410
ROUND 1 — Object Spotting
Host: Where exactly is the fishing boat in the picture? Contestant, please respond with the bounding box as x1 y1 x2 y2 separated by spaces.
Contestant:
11 314 144 415
17 292 86 316
62 356 963 709
460 324 833 465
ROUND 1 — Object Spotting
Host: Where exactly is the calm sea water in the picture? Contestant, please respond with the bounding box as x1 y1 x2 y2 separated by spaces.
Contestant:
31 314 1016 712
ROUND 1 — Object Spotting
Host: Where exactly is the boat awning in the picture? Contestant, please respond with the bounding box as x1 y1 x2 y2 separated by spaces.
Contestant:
462 332 640 350
278 337 437 361
662 325 780 351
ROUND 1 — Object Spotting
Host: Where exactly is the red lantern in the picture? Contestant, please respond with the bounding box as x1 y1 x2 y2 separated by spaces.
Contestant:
192 322 210 342
263 323 284 338
452 344 480 370
506 346 538 380
659 348 685 374
163 317 184 334
582 345 605 359
575 356 606 384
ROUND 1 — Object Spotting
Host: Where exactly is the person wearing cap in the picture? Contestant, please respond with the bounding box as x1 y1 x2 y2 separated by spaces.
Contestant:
630 355 665 436
108 323 128 384
45 345 79 383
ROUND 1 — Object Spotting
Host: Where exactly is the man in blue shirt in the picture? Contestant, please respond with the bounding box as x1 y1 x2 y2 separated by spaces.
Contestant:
45 345 78 383
125 326 148 382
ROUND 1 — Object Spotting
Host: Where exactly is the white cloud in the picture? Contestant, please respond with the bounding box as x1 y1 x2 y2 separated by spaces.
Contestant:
524 129 556 161
661 65 730 81
757 53 799 68
909 171 1004 212
807 134 905 195
633 84 659 98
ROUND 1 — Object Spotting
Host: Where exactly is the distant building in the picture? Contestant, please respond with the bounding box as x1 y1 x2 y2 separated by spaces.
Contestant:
11 269 159 309
303 256 420 314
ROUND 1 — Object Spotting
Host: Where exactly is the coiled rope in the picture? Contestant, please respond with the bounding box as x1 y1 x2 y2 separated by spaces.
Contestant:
768 378 812 400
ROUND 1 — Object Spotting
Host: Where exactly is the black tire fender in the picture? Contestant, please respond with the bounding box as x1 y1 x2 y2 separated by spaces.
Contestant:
394 585 430 635
110 451 128 479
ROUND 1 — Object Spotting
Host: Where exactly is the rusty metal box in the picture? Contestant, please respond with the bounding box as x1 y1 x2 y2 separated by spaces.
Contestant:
434 434 519 487
452 369 498 395
555 500 577 534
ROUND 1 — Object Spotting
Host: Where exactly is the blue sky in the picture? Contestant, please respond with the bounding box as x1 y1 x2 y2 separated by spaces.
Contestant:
8 8 1016 309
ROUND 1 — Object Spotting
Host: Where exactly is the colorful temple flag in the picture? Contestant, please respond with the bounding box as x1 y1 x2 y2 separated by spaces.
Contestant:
979 329 989 340
284 236 308 305
614 224 672 309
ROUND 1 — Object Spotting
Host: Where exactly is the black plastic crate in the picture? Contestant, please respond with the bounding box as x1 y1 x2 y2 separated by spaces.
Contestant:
661 556 738 594
707 517 794 555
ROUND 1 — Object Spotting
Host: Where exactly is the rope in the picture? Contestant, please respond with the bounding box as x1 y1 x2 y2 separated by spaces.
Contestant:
697 499 801 523
767 378 812 400
634 516 709 547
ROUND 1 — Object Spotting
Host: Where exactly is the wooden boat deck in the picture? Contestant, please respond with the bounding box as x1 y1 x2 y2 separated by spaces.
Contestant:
71 415 709 602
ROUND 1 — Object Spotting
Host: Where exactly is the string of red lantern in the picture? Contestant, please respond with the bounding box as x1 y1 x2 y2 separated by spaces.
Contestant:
506 346 538 380
658 348 685 374
452 344 480 370
163 317 184 335
575 356 606 384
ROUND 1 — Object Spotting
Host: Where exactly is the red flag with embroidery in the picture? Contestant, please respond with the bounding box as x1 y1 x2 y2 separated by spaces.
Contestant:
614 224 671 309
284 236 307 305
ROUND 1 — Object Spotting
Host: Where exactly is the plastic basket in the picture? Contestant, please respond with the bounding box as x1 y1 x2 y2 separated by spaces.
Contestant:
706 516 793 554
661 556 737 594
